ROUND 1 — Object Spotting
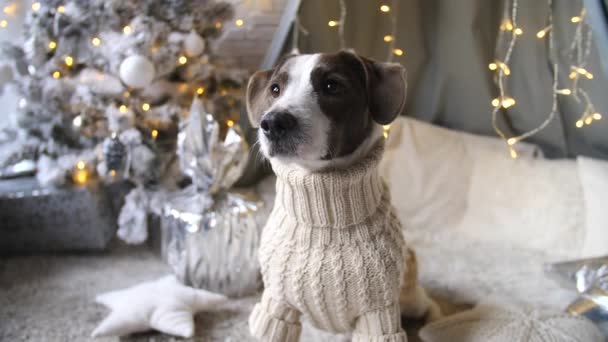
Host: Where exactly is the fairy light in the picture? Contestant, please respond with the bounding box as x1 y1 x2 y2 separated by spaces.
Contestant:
91 37 101 46
141 103 150 111
178 55 188 64
31 2 41 11
393 48 404 56
491 0 603 155
123 25 132 35
3 3 16 15
57 5 65 13
119 105 128 113
235 19 244 27
380 5 390 12
123 91 130 98
72 115 82 127
64 56 73 67
537 25 552 38
110 170 117 177
151 129 159 139
73 169 88 185
226 120 235 128
383 35 393 42
0 20 7 28
328 20 338 27
382 124 391 139
52 71 61 79
215 22 222 29
76 161 86 170
196 87 205 95
48 41 57 50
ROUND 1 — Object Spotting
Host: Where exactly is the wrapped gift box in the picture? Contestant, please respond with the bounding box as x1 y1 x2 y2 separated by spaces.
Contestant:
0 177 127 254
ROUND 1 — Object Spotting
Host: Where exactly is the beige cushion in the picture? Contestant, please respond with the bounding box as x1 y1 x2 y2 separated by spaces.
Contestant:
419 298 603 342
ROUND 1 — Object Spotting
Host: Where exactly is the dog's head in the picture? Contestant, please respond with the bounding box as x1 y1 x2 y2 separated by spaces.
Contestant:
246 51 406 170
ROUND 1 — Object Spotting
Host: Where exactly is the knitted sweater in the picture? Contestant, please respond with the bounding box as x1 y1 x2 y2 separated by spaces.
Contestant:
251 142 409 340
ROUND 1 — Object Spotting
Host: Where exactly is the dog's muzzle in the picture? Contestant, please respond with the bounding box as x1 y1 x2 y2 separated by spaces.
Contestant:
260 111 298 141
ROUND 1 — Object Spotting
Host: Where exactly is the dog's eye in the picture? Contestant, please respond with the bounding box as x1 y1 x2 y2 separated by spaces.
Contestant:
323 79 340 95
270 84 280 97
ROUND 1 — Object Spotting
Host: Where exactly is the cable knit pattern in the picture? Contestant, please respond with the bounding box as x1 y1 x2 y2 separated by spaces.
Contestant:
249 142 409 341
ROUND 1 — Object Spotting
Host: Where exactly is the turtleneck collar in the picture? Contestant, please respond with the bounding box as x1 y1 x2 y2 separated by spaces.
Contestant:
271 141 385 228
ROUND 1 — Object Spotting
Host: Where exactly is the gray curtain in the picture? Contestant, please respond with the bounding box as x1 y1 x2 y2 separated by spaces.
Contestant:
297 0 608 159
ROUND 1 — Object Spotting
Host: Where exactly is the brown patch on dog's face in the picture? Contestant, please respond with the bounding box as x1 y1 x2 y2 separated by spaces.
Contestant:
311 51 373 158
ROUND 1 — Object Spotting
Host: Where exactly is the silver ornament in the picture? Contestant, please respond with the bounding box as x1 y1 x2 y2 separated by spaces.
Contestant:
183 30 206 57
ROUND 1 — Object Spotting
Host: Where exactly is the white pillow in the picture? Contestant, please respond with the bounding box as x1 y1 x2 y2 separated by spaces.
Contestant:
577 156 608 258
380 117 591 258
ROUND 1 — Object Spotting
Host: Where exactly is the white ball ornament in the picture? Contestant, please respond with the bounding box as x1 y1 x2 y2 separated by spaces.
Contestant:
119 55 155 89
183 31 206 57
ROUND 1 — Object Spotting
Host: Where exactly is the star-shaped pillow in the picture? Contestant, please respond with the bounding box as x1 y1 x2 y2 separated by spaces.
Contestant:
419 297 603 342
92 275 228 338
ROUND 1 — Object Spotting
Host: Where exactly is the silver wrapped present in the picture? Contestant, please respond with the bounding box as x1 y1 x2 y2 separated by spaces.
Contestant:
545 256 608 337
159 97 265 297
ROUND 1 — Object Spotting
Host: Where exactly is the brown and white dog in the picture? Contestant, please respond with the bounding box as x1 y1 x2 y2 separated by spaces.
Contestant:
247 51 440 340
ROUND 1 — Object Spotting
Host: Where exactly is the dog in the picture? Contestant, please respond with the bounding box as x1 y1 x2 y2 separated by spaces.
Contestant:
246 50 440 342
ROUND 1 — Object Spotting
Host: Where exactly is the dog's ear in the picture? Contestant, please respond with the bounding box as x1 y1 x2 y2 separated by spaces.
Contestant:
357 55 407 125
246 69 273 127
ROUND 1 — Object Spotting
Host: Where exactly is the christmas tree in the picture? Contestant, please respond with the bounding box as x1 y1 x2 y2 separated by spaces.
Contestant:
0 0 249 191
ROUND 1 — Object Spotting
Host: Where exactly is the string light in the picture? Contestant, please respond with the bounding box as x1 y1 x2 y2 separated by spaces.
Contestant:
536 25 552 38
380 5 390 12
76 161 86 170
215 22 222 29
3 3 17 15
383 35 394 42
491 0 603 156
123 91 130 98
72 115 82 127
393 48 404 56
110 170 117 177
151 129 159 138
57 5 65 13
91 37 101 46
328 20 338 27
141 103 150 111
0 20 7 28
123 25 132 34
226 120 235 128
31 2 41 11
48 41 57 50
119 105 128 113
52 71 61 79
383 124 391 139
178 55 187 64
196 87 205 95
64 55 73 67
73 169 88 185
235 19 244 27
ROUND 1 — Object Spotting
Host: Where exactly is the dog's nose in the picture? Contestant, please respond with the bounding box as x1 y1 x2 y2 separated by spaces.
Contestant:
260 112 298 139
